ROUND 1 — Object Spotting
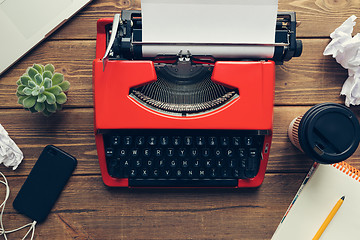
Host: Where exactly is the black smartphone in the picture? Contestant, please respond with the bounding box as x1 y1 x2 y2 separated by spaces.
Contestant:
13 145 77 223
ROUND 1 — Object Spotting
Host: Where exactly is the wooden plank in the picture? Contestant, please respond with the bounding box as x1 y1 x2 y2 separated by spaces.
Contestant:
1 173 304 240
0 39 352 108
48 0 360 40
1 107 360 177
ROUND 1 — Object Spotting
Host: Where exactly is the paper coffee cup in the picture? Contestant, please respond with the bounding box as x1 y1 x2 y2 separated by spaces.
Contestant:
288 103 360 164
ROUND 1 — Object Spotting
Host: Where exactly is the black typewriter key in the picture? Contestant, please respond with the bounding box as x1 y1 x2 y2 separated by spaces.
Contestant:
152 169 160 178
182 159 189 168
216 159 224 168
143 148 151 157
130 148 139 157
136 136 145 146
141 169 149 177
105 148 114 157
226 148 234 157
178 148 186 157
112 136 120 145
196 137 205 146
172 136 181 146
187 169 194 178
208 137 217 146
167 148 174 157
119 148 126 157
164 169 172 177
148 136 156 146
146 159 154 167
229 159 237 168
214 148 222 157
205 159 213 168
170 159 177 168
233 169 239 178
199 169 206 178
175 169 183 178
155 148 162 157
135 159 142 168
160 136 169 146
124 136 132 146
184 136 192 146
221 169 230 178
202 148 210 157
245 137 253 146
190 148 198 157
122 159 130 168
210 168 218 178
193 159 200 168
130 169 137 177
239 148 246 158
232 137 240 146
220 137 229 146
157 159 165 168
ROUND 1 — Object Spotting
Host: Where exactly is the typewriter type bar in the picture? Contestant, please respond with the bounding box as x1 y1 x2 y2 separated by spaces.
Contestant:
93 10 302 188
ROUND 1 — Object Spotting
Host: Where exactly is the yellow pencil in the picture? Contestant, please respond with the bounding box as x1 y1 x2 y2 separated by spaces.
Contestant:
312 196 345 240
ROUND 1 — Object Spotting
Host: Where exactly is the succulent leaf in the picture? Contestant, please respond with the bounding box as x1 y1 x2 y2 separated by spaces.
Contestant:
37 93 46 103
23 87 33 96
18 96 27 104
44 64 55 74
56 104 62 110
47 85 62 95
33 64 43 74
52 73 64 85
23 96 37 108
43 91 56 104
27 67 38 79
34 73 43 85
31 88 40 96
39 86 45 94
42 71 52 80
46 103 57 113
42 109 52 117
43 78 52 89
56 92 67 104
58 81 70 91
20 75 31 86
17 85 26 95
28 80 36 88
16 79 22 85
34 102 45 112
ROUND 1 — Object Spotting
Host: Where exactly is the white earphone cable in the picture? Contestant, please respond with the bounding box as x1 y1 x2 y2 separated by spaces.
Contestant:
0 172 37 240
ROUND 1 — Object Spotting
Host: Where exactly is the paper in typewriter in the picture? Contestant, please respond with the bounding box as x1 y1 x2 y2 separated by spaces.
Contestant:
141 0 278 59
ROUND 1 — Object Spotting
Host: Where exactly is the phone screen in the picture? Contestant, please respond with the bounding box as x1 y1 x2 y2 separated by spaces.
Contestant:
13 145 77 223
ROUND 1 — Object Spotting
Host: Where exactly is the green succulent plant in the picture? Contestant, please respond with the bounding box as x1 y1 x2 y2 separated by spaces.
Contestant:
16 64 70 116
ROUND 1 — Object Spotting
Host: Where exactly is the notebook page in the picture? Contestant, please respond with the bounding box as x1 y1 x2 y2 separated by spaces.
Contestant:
272 164 360 240
141 0 278 59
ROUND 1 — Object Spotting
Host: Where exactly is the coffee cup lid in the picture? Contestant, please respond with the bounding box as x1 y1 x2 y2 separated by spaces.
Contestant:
299 103 360 164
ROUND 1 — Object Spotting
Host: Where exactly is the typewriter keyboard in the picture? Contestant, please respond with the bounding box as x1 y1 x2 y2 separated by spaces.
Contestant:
102 130 266 187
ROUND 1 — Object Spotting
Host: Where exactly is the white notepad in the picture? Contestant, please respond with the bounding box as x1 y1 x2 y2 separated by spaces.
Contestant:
272 162 360 240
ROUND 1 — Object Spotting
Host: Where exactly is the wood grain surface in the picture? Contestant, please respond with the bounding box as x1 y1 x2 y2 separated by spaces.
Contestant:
1 0 360 239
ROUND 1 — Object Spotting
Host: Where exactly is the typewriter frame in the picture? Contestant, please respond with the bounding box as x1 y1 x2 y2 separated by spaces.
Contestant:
93 10 301 188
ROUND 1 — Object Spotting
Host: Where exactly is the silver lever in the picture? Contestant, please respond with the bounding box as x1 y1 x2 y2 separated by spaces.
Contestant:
102 14 120 71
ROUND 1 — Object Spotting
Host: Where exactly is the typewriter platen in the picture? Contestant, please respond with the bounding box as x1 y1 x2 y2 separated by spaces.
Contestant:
93 10 302 187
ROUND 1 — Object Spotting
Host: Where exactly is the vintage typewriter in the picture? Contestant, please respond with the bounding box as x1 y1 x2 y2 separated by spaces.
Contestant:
93 10 302 187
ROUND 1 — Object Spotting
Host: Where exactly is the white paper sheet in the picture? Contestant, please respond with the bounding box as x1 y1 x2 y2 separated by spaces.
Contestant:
141 0 278 59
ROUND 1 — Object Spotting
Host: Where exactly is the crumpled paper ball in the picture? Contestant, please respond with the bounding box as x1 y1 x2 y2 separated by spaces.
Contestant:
323 15 360 106
0 124 23 170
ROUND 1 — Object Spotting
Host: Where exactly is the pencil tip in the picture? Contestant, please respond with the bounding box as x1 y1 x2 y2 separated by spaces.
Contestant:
341 196 345 200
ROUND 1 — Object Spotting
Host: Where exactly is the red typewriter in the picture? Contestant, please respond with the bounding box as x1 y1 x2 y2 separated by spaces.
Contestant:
93 10 302 187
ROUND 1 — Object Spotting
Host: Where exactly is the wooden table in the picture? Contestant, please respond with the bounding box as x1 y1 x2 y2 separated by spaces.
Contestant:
1 0 360 239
